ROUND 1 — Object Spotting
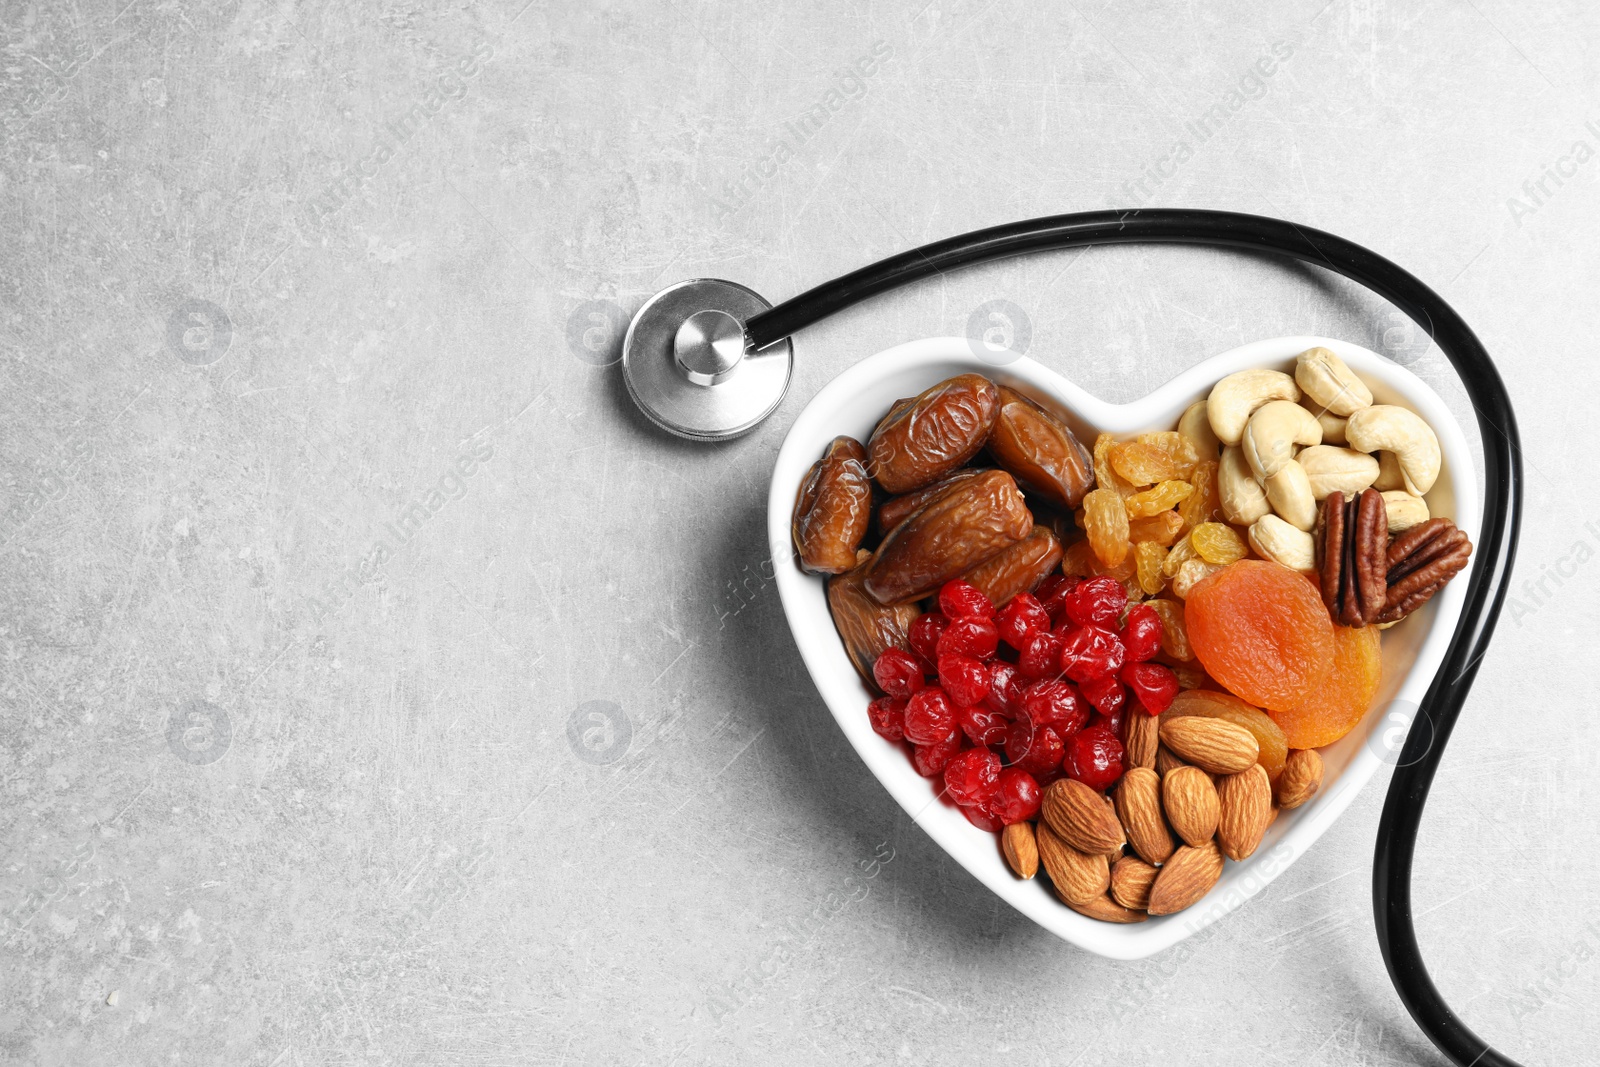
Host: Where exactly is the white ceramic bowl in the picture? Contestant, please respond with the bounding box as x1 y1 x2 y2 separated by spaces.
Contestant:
767 335 1478 960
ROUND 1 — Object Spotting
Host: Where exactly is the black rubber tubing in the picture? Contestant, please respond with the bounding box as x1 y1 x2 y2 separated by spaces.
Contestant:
746 208 1525 1067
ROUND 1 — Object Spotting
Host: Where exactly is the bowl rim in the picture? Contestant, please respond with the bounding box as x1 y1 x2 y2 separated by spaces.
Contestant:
766 335 1480 960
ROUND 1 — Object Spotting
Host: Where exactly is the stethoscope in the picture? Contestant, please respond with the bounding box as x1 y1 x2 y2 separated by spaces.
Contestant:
621 208 1523 1067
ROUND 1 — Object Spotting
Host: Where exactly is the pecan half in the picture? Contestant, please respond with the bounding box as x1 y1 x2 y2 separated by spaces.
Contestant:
1375 518 1472 624
1318 488 1388 627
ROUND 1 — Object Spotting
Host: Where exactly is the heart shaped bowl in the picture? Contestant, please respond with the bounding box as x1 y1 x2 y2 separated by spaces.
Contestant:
767 335 1479 959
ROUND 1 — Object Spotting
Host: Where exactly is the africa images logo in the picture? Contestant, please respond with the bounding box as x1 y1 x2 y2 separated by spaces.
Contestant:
303 437 495 624
708 41 893 222
297 41 494 233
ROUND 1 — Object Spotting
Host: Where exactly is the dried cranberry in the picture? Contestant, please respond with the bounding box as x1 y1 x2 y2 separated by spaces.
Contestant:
1105 707 1126 741
1019 679 1090 735
909 613 950 666
903 687 957 746
1080 672 1125 717
943 748 1001 807
995 592 1050 650
938 579 996 621
1120 603 1163 663
983 662 1026 718
937 616 999 661
867 696 907 742
938 654 991 707
989 767 1042 824
961 803 1005 832
1035 574 1082 623
872 648 926 699
958 701 1009 747
1064 723 1125 791
1120 661 1179 715
912 729 963 777
1017 629 1065 679
1062 575 1128 627
1004 719 1065 777
1058 625 1126 683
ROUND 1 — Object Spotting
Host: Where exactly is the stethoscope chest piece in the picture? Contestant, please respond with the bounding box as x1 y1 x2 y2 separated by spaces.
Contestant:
620 278 792 442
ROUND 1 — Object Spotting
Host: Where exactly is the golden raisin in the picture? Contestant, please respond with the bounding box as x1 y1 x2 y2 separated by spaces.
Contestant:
1171 558 1225 599
1062 538 1097 577
1082 488 1131 567
1135 431 1200 480
1189 522 1246 565
1143 598 1192 661
1093 434 1137 498
1109 440 1183 487
1162 535 1199 578
1128 509 1185 546
1170 661 1210 689
1125 480 1194 518
1134 541 1167 595
1178 459 1221 532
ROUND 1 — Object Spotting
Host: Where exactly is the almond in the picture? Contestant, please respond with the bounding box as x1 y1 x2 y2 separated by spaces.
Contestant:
1036 820 1111 905
1064 891 1147 924
1276 748 1323 809
1154 744 1187 777
1042 778 1126 855
1159 715 1258 775
1124 710 1159 770
1113 767 1174 865
1002 821 1039 879
1162 765 1220 847
1147 839 1224 916
1109 855 1160 910
1217 763 1272 861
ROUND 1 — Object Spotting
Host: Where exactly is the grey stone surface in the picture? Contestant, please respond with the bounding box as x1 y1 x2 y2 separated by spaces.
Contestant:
3 1 1597 1063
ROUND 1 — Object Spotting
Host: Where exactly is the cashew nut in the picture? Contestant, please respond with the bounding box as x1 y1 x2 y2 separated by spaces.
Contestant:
1297 444 1380 500
1345 405 1441 495
1242 401 1322 479
1294 347 1373 416
1206 369 1301 446
1218 446 1271 525
1177 400 1222 459
1264 461 1317 531
1302 398 1348 445
1373 450 1406 492
1381 490 1429 532
1248 514 1317 572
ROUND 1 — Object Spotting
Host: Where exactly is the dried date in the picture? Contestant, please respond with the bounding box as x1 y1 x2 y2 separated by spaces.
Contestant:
986 386 1096 509
876 467 991 536
863 469 1033 605
867 374 1000 494
827 553 922 689
959 526 1064 607
792 436 874 574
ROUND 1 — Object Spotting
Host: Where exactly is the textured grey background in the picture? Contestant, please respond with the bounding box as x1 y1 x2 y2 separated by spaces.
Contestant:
3 1 1598 1064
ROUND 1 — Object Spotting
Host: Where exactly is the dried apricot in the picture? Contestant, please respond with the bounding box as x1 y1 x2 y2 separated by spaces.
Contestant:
1164 689 1288 783
1189 522 1246 565
1134 541 1167 596
1082 488 1131 567
1269 624 1382 748
1110 440 1183 486
1128 509 1185 546
1186 560 1334 712
1126 480 1194 518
